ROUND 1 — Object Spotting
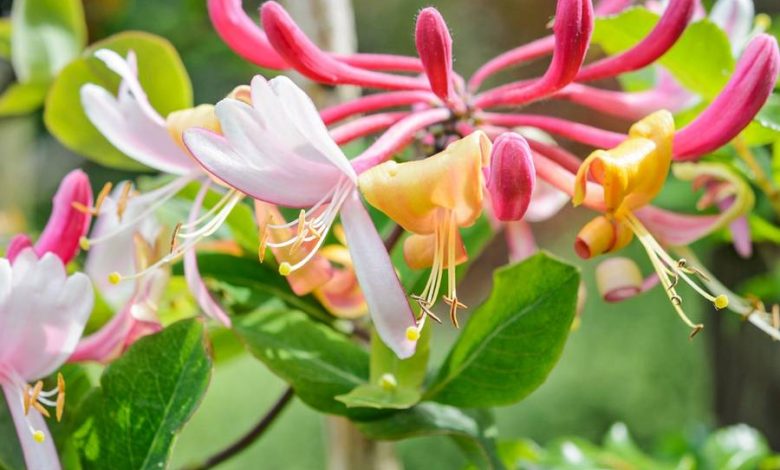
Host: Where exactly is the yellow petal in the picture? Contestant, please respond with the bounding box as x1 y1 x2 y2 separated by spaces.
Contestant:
574 215 634 259
358 131 492 234
574 110 674 215
166 104 222 153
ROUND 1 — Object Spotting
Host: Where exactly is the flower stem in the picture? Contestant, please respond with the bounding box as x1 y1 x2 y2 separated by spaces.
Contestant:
188 387 295 469
733 137 780 218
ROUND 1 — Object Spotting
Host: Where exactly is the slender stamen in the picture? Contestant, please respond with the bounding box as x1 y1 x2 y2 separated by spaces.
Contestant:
116 181 133 220
110 189 241 285
81 174 196 250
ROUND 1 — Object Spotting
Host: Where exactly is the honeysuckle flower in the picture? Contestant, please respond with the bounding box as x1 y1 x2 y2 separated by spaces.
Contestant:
674 34 780 160
80 48 247 327
6 169 93 265
0 249 93 470
358 131 492 327
572 111 742 336
595 257 659 302
183 75 417 358
254 202 367 319
70 186 166 363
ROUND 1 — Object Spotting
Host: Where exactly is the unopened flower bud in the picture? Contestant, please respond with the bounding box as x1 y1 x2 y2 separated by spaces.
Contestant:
486 133 536 221
415 8 454 103
596 257 644 302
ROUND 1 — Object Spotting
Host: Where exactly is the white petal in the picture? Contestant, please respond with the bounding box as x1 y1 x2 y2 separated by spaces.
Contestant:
340 191 417 359
184 127 340 207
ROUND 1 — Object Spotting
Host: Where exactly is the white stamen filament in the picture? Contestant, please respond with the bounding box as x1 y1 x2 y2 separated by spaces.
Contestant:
83 173 197 248
110 186 242 284
276 179 354 274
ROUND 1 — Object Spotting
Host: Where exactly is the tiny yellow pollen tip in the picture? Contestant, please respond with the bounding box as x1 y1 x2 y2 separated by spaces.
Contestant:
379 373 398 391
714 294 729 310
79 237 90 251
108 272 121 285
32 430 45 443
405 326 420 342
278 262 292 276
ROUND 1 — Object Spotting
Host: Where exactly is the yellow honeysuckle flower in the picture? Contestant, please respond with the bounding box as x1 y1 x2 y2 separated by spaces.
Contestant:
571 111 735 337
358 131 492 327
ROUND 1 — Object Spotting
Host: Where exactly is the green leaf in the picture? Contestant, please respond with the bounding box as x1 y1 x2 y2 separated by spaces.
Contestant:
0 82 47 116
356 403 504 469
592 8 734 99
0 19 11 59
743 94 780 146
45 31 192 171
192 253 330 322
702 425 771 470
10 0 86 83
0 397 24 470
72 319 211 470
233 304 378 419
425 252 579 407
336 317 431 410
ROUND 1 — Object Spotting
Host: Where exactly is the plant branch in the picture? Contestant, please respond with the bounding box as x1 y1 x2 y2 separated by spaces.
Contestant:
189 387 295 469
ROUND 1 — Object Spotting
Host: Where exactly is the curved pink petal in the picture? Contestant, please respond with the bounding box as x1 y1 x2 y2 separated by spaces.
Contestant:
207 0 288 70
525 179 570 222
555 71 697 120
468 36 555 92
576 0 696 82
634 206 722 246
320 91 436 125
81 50 197 175
69 304 133 363
595 0 632 15
261 2 428 91
34 169 93 264
185 183 232 326
475 0 593 108
5 234 32 262
340 191 417 359
1 381 60 470
505 220 538 263
674 35 780 160
0 251 93 380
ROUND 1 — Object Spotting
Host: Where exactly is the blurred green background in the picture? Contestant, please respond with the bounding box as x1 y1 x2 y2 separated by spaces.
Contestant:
1 0 779 468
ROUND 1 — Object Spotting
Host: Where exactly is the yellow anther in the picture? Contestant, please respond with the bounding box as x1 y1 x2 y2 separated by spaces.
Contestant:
32 431 45 443
170 222 182 254
258 229 269 263
379 373 398 391
57 373 65 394
116 182 132 220
79 236 90 251
32 401 50 419
405 326 420 342
278 262 292 276
94 182 113 214
22 384 31 415
108 272 122 285
714 294 729 310
70 201 94 215
56 393 65 422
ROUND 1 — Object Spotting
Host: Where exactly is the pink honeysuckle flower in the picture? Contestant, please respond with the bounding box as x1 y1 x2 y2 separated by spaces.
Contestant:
0 249 93 470
674 34 780 160
6 169 92 265
71 186 168 363
80 48 249 327
207 0 423 72
183 75 417 358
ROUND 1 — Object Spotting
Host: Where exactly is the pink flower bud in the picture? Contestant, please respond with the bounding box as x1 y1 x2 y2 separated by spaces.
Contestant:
577 0 695 82
415 8 454 103
8 169 93 265
476 0 593 108
486 133 536 221
674 34 780 160
261 2 426 90
207 0 288 70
